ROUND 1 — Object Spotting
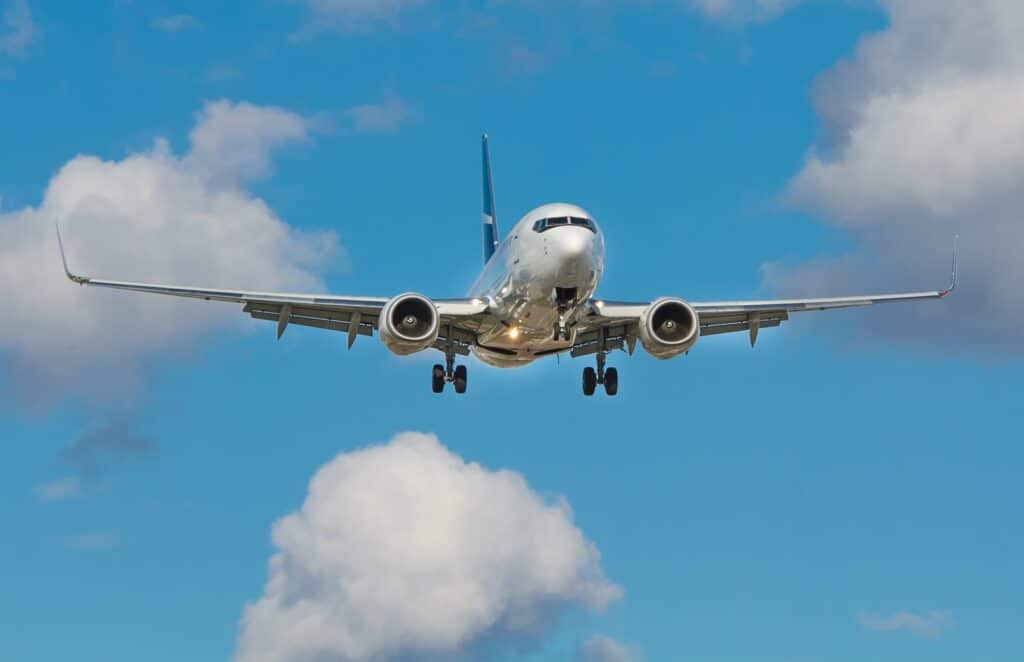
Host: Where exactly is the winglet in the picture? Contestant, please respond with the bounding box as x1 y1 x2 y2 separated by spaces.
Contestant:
55 224 90 285
940 234 958 297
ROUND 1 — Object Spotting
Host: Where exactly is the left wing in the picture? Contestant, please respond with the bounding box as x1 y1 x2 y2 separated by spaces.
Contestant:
572 245 958 354
57 227 487 352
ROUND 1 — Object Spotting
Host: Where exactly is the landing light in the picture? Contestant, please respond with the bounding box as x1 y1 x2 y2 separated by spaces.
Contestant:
508 326 520 339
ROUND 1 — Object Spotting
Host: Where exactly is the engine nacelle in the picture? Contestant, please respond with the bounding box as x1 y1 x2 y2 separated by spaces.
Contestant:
638 297 699 360
379 293 440 355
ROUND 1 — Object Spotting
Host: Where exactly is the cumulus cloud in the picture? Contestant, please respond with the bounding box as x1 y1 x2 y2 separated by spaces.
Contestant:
0 99 339 405
772 0 1024 353
236 432 621 662
857 610 954 639
577 635 641 662
0 0 38 57
343 94 410 133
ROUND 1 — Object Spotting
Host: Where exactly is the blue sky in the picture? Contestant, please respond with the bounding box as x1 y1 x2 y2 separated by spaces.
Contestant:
2 1 1022 661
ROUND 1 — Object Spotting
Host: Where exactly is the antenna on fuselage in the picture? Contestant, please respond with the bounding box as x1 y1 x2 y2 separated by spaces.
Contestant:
481 133 500 263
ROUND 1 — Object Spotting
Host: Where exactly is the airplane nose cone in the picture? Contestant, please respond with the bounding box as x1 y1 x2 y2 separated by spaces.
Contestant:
550 228 595 286
558 228 593 258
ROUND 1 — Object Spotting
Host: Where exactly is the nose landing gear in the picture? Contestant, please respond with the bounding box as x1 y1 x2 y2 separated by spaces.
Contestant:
553 287 577 341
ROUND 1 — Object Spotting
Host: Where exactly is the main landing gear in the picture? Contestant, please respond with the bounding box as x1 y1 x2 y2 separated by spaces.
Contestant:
582 349 618 397
432 342 468 394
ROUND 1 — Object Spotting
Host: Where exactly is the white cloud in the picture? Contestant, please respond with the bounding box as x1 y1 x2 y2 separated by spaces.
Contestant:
0 100 340 406
185 100 312 184
857 610 954 639
577 634 641 662
772 0 1024 352
151 14 202 33
343 94 410 133
236 432 621 662
0 0 38 57
35 477 81 502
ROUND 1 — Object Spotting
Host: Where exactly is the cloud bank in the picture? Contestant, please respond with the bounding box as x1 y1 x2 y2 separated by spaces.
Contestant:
0 100 339 405
773 0 1024 352
236 432 621 662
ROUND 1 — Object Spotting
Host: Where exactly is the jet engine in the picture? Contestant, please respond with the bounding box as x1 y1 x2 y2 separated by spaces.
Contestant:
638 297 699 359
379 293 440 355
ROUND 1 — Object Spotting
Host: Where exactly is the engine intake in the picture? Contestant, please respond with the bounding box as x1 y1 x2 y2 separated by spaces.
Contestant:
639 297 699 359
379 293 440 355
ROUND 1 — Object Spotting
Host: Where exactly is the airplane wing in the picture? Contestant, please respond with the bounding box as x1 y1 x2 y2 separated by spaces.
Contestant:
56 227 487 353
572 245 958 355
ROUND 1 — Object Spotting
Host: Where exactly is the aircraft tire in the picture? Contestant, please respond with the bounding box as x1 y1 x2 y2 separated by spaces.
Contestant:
582 367 597 396
453 365 468 394
432 364 445 393
604 367 618 396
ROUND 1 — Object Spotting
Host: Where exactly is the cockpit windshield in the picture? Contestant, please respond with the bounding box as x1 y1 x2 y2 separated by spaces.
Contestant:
532 216 596 233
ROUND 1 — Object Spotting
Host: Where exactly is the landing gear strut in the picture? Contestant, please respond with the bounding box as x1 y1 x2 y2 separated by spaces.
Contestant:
553 316 570 341
432 327 468 394
582 329 619 396
553 287 576 341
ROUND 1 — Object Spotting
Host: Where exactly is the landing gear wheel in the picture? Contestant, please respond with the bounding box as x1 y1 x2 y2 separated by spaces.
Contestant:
431 364 445 393
582 367 597 396
453 365 468 394
603 367 618 396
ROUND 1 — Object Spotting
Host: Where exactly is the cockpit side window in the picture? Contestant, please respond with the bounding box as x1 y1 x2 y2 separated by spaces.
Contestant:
532 216 597 233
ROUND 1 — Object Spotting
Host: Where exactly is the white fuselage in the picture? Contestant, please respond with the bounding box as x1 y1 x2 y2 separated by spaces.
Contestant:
468 203 605 367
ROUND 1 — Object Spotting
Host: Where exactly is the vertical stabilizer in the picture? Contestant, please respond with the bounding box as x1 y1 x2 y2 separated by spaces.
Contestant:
481 133 499 263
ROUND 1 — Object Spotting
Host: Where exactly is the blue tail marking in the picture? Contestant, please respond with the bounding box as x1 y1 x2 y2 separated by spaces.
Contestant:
481 133 499 263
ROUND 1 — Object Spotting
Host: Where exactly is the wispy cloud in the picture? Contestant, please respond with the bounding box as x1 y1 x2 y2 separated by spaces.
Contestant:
35 420 157 501
294 0 427 33
35 476 82 502
689 0 801 23
344 94 410 133
63 532 118 550
150 14 201 33
0 0 38 57
62 419 157 479
577 634 642 662
857 610 954 638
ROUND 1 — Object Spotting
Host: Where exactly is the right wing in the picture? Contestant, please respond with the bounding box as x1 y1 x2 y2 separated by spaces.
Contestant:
572 241 958 353
57 227 487 352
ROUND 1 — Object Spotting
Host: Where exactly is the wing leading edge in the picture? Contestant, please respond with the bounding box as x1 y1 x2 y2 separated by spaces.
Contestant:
56 225 487 348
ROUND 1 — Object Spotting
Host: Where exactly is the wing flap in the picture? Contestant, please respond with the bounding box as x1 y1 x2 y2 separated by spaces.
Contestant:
700 317 783 338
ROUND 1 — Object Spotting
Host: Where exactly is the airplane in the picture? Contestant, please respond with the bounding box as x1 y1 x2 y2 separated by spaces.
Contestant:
57 134 957 396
